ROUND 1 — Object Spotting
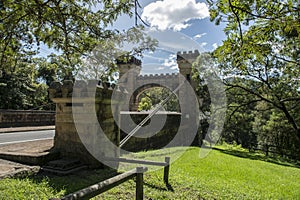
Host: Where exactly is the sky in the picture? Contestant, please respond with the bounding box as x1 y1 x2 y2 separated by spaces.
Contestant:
38 0 227 75
112 0 227 74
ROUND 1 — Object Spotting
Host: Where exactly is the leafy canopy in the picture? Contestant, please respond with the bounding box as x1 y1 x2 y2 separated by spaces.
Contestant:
0 0 156 109
208 0 300 138
1 0 136 70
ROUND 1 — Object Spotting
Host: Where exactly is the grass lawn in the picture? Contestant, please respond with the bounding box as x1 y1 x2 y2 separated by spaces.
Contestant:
0 146 299 199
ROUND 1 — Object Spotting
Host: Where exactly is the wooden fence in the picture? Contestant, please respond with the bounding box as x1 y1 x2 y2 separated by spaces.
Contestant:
105 156 171 185
253 144 299 159
50 167 148 200
49 157 171 200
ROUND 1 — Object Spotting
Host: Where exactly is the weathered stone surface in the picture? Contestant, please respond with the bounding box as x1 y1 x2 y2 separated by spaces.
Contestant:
49 81 62 99
0 110 55 128
48 51 200 167
120 113 181 152
49 80 126 167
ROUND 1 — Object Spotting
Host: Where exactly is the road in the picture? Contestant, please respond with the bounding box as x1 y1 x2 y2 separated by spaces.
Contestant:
0 130 55 146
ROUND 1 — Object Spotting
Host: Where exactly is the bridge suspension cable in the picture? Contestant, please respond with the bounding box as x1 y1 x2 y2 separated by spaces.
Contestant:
119 80 186 148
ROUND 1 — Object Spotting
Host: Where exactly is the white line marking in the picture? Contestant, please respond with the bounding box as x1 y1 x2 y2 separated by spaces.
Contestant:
0 138 53 146
0 130 54 136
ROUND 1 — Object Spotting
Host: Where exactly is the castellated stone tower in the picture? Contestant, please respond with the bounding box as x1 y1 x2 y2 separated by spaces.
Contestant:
116 50 200 111
117 51 200 91
117 56 142 111
117 56 142 91
177 50 200 90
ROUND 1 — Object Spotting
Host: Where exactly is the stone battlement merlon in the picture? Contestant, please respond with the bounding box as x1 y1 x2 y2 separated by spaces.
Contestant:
177 50 200 61
137 73 178 80
48 80 128 99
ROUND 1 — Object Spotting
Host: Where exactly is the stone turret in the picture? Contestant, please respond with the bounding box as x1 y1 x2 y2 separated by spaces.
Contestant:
117 56 141 77
117 56 142 111
177 50 199 81
176 50 200 146
177 50 200 90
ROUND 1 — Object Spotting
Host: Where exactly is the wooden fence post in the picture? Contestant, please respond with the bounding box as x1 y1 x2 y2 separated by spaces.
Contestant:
56 167 148 200
163 157 170 185
136 167 144 200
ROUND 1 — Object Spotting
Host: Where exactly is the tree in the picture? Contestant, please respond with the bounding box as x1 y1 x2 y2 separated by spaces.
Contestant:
222 81 257 149
0 0 155 109
0 64 35 109
208 0 300 140
1 0 155 77
76 27 157 81
137 87 180 112
0 57 55 110
252 100 300 158
1 0 136 68
138 96 152 111
263 111 299 157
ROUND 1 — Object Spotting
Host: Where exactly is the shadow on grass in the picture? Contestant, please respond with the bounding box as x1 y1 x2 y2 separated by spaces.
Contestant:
144 181 174 192
24 167 119 198
23 167 174 198
213 147 300 169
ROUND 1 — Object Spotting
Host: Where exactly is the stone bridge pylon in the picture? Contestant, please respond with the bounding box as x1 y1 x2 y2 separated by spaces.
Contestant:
117 50 200 111
47 50 201 167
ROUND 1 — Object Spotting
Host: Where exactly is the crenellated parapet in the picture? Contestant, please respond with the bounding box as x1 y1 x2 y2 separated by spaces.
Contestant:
122 50 201 111
49 80 128 100
177 50 200 63
137 73 178 80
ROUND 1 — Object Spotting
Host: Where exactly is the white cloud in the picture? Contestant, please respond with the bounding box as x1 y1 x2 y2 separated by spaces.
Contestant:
212 43 218 50
156 66 165 70
142 0 209 31
173 23 191 31
193 32 207 39
200 42 207 47
170 65 178 70
163 54 178 69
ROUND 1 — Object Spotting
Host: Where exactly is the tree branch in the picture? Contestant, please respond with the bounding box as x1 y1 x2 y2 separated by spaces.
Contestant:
227 99 262 122
225 83 280 109
279 101 300 138
228 0 243 45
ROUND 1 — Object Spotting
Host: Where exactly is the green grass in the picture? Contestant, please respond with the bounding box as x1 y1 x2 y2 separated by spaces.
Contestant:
1 146 300 199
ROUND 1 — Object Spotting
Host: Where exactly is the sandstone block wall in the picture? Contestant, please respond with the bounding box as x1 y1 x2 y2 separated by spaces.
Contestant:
0 110 55 128
120 112 182 152
49 80 127 167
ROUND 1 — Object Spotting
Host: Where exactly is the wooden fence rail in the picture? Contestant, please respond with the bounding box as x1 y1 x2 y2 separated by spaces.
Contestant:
104 156 170 184
50 167 148 200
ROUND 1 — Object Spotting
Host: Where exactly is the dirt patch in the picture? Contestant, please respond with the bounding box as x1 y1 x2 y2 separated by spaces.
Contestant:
0 159 40 179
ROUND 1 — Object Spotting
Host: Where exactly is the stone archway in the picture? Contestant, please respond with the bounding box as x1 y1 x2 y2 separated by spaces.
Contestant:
117 50 200 111
130 83 180 111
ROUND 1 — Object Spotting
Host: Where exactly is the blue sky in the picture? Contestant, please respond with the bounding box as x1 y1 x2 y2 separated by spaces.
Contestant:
39 0 227 75
113 0 226 74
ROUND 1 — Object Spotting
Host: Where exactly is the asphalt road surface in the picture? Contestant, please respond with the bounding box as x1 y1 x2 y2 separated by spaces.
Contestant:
0 130 55 146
